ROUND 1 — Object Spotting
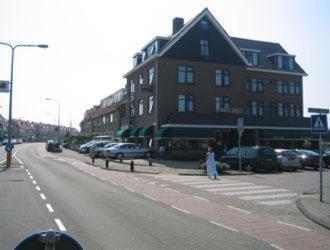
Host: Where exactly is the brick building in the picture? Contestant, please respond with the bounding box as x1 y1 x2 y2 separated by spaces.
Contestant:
81 8 316 158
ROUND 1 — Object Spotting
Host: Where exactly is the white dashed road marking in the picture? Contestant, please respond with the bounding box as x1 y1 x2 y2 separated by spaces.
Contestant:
46 204 54 213
36 186 41 191
277 220 311 231
55 219 67 231
172 206 191 214
144 195 158 202
210 221 238 232
193 196 209 202
40 194 46 200
29 176 34 180
240 193 297 201
227 206 251 214
32 180 37 185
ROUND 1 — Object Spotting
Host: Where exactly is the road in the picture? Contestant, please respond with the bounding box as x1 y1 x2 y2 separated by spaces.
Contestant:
0 143 329 249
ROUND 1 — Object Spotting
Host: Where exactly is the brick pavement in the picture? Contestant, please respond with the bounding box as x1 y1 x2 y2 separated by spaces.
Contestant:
56 155 330 250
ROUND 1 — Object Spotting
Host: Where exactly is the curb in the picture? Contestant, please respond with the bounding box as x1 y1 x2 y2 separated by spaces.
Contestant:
296 197 330 230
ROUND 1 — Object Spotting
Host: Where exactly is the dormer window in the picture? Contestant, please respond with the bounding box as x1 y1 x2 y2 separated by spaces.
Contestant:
268 53 295 70
141 51 146 62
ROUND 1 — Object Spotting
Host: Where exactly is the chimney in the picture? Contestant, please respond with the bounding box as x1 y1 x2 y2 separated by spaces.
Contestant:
172 17 184 34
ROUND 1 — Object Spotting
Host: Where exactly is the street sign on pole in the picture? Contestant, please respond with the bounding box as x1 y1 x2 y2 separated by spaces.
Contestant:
0 80 10 92
308 107 329 203
311 115 328 134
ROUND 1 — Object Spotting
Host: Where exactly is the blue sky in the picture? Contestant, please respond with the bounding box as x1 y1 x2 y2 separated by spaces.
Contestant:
0 0 329 128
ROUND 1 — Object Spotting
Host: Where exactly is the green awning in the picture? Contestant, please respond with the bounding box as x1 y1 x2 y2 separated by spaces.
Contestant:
156 127 214 139
115 129 131 138
129 127 142 138
138 126 154 137
259 129 317 140
155 128 171 139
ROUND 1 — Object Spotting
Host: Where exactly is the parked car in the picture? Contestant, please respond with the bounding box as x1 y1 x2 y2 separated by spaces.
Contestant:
220 146 277 172
292 149 319 170
275 149 301 171
105 143 154 159
322 151 330 168
46 140 62 152
89 140 113 157
78 141 96 154
98 142 119 158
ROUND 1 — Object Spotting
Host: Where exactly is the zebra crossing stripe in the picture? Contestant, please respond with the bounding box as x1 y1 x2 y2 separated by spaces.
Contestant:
182 180 237 185
260 200 293 206
240 193 297 200
193 182 254 189
221 188 289 196
207 185 271 192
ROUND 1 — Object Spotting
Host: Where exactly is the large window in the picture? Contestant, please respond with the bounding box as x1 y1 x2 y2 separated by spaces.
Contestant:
200 40 209 57
278 103 283 117
130 80 135 93
258 102 264 116
277 80 290 94
252 79 258 92
149 67 154 85
148 96 154 114
139 74 144 85
178 94 194 112
110 113 113 123
215 68 230 86
178 66 194 84
138 99 143 116
215 97 230 112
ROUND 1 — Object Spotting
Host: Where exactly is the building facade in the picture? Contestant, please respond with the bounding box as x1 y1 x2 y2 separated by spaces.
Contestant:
81 8 316 158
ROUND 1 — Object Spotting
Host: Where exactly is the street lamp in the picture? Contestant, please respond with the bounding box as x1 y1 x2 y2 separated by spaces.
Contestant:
0 41 48 168
45 98 60 142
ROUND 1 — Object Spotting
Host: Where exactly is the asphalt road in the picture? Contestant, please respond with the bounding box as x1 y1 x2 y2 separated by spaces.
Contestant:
0 143 272 250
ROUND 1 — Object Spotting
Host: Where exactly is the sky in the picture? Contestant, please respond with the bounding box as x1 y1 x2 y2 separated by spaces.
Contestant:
0 0 329 129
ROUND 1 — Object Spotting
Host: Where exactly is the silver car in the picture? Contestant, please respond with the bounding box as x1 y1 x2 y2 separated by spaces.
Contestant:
105 143 153 159
89 140 113 157
275 149 301 171
98 142 119 157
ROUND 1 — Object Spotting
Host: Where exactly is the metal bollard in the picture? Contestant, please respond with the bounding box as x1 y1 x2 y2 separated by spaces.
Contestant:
130 160 134 172
148 158 152 166
119 156 123 163
92 155 95 164
105 157 109 168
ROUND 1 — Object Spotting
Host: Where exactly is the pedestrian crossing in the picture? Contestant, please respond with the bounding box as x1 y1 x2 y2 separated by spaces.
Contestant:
153 175 298 206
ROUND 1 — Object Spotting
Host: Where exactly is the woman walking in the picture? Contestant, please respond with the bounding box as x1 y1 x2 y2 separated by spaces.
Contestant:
206 147 219 180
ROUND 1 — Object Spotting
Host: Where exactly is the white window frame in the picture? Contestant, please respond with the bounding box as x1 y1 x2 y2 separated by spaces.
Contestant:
138 99 143 116
149 67 154 85
148 96 154 114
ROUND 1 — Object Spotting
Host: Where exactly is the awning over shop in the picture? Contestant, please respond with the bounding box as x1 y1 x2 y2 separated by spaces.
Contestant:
138 126 154 137
156 127 214 139
259 129 317 140
129 127 142 138
115 129 131 138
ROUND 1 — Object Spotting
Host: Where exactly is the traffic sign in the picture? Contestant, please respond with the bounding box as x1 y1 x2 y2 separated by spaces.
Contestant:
237 117 244 138
308 107 329 114
311 114 328 134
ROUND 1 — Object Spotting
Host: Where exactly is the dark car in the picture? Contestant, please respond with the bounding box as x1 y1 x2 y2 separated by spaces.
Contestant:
220 146 277 172
292 149 319 170
323 151 330 168
46 140 62 153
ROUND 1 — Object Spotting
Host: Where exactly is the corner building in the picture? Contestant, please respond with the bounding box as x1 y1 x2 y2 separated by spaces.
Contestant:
120 8 315 158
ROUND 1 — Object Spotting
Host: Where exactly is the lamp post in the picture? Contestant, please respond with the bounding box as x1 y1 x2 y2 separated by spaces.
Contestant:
0 42 48 167
46 112 57 139
45 98 60 142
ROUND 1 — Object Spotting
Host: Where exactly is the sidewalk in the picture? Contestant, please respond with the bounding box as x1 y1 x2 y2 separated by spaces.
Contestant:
296 185 330 230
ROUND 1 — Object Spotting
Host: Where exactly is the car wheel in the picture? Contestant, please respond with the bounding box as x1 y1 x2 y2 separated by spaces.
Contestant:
246 164 254 172
145 152 152 159
116 153 124 160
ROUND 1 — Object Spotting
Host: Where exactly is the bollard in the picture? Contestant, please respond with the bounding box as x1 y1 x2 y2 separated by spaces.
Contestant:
148 158 152 166
130 160 134 172
119 155 123 163
92 155 95 164
105 157 109 168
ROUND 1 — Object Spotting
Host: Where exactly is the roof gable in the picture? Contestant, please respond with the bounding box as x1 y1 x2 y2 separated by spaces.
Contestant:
159 8 249 66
